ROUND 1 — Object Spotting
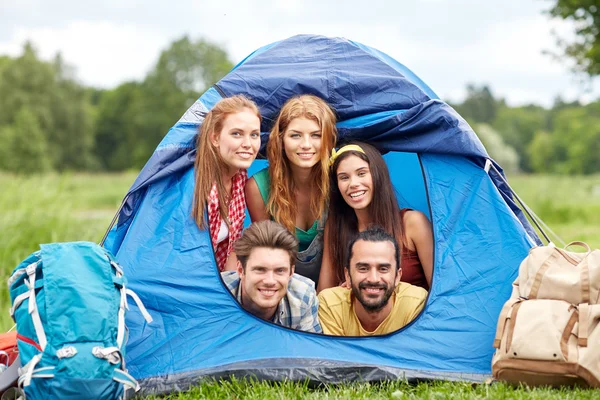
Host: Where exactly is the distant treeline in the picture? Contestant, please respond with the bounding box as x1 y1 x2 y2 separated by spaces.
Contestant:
0 37 233 173
0 39 599 174
450 85 600 175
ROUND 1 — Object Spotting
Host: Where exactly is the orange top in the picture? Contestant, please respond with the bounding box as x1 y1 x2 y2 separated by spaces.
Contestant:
400 209 429 291
0 331 18 365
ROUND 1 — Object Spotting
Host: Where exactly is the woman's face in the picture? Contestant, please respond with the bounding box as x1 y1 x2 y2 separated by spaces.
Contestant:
336 155 373 211
282 117 322 169
212 108 261 174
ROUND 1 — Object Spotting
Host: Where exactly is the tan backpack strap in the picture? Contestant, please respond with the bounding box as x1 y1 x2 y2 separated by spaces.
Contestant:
505 301 523 353
565 241 591 255
560 308 579 361
581 258 591 304
579 303 589 347
493 298 520 348
555 242 589 266
529 252 559 299
555 248 580 266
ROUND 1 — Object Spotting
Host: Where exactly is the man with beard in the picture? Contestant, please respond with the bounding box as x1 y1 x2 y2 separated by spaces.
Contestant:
318 226 427 336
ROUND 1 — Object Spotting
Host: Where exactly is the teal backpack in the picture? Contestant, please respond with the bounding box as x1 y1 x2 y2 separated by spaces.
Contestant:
8 242 152 399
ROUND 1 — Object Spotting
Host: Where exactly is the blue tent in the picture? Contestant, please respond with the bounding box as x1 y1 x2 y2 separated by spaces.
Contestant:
104 34 539 394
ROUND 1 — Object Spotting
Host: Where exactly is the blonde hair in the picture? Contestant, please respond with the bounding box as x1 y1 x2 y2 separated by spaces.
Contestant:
192 95 261 229
266 95 337 233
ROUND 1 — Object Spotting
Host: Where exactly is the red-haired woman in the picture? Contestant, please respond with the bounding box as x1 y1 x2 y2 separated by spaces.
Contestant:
245 95 337 285
317 142 433 292
193 95 262 272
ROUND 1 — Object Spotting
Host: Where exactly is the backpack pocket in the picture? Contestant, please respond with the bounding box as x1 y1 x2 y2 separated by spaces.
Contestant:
507 299 578 362
494 299 578 363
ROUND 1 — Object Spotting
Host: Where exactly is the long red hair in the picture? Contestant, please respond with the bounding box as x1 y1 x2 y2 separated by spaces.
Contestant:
266 95 337 233
192 95 261 229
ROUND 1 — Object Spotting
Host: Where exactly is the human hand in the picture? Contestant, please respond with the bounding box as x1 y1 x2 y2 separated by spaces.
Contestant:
339 280 351 289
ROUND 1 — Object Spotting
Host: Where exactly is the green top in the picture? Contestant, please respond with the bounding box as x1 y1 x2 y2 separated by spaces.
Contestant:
252 168 318 252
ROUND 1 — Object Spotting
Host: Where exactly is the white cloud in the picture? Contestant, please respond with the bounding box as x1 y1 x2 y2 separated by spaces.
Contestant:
0 20 169 87
1 0 598 106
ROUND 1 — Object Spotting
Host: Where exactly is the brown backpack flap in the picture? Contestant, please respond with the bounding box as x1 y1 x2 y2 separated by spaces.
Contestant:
493 359 596 388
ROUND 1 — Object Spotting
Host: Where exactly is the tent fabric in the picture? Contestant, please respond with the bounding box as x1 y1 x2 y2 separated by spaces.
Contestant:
104 34 538 395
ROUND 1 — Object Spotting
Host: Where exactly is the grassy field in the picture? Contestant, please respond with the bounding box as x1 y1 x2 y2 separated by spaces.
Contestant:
1 172 599 399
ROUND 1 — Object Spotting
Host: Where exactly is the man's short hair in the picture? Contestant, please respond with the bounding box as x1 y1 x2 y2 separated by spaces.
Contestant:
345 225 400 272
234 220 299 269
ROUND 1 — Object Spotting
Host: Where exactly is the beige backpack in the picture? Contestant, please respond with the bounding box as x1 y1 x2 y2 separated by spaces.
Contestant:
492 241 600 387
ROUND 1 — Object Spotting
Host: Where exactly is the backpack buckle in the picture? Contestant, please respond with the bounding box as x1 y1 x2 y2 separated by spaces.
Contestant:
56 346 78 359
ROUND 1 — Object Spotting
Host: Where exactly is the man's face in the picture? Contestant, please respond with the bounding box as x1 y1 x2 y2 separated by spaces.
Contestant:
347 239 400 313
238 247 294 320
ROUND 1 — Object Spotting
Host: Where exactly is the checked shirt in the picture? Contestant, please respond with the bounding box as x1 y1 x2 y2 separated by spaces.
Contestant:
221 271 322 333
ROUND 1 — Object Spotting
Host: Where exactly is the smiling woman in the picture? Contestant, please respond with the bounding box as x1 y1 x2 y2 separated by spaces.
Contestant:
318 142 434 293
192 95 262 272
245 95 337 285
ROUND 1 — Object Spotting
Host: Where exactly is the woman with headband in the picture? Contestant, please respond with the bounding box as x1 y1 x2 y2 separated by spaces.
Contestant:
317 142 433 292
245 95 337 285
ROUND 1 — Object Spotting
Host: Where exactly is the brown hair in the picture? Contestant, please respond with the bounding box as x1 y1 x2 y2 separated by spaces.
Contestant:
192 95 261 229
327 142 405 284
234 220 299 269
266 95 337 233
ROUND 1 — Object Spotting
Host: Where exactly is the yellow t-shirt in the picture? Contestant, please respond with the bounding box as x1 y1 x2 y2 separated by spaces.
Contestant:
318 282 427 336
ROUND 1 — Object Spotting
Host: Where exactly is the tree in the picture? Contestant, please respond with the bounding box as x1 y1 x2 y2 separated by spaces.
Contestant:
93 36 234 170
547 1 600 76
544 105 600 174
0 43 95 171
527 131 557 173
94 82 147 170
0 107 52 173
473 123 520 174
492 105 548 171
452 84 502 124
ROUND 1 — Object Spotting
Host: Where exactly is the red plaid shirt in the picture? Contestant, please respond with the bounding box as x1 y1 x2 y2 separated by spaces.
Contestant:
208 170 248 271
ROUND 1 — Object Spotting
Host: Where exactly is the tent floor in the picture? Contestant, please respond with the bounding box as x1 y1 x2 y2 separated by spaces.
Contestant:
139 358 490 395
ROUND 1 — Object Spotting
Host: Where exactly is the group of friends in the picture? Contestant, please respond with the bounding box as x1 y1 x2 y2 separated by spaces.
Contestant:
192 94 434 336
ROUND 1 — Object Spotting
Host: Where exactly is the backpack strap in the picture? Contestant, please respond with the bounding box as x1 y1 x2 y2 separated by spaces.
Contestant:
580 257 591 304
564 241 591 255
579 303 589 347
528 252 557 299
9 262 48 352
110 260 153 349
18 354 55 388
25 264 46 352
92 346 122 365
113 368 140 392
561 306 579 361
493 298 522 348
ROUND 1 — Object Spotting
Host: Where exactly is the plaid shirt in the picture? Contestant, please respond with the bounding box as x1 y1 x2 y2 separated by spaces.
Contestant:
221 271 322 333
208 170 248 271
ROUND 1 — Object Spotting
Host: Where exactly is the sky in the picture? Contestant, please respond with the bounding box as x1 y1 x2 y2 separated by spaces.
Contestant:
1 0 598 107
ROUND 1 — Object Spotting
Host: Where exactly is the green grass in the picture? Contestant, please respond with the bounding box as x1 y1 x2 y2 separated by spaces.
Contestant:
508 174 600 249
146 378 600 399
1 172 599 399
0 172 136 329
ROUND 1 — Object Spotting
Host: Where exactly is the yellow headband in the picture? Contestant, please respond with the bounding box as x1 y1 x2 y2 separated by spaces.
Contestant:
329 144 365 167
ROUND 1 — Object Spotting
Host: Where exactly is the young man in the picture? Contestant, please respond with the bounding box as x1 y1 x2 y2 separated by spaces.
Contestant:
318 226 427 336
221 220 322 333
